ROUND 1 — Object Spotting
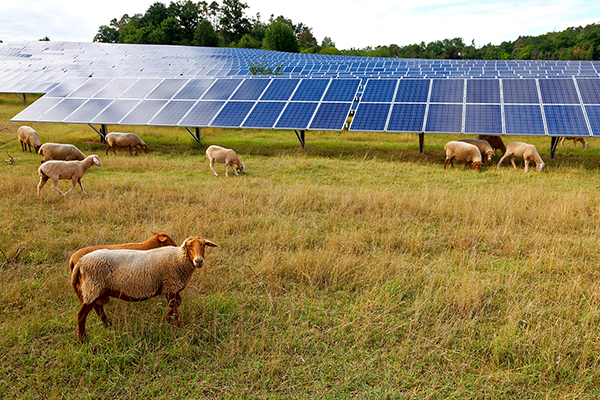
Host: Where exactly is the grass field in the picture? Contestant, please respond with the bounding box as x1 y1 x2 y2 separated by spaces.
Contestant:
2 93 600 399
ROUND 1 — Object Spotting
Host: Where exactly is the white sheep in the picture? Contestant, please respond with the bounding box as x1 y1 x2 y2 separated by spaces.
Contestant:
458 139 495 162
497 142 545 172
476 135 506 156
17 126 41 153
71 236 217 340
443 141 484 171
37 155 102 198
203 145 245 176
558 136 589 149
105 132 148 155
38 143 86 163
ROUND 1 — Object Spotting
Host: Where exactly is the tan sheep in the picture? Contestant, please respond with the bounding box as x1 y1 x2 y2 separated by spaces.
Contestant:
38 143 86 163
17 126 41 153
497 142 545 172
443 141 484 171
203 145 245 176
37 155 102 198
105 132 148 155
476 135 506 156
68 231 177 273
458 139 495 162
558 137 589 149
71 236 217 340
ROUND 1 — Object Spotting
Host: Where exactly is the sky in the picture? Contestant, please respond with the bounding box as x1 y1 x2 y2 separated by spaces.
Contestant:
1 0 600 50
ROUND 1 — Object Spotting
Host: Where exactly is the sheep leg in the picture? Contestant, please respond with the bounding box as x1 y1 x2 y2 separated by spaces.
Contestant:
524 158 530 172
497 154 509 168
105 145 112 156
209 159 218 176
20 140 26 152
128 146 133 156
37 175 48 197
94 304 109 328
225 164 230 177
232 163 239 176
164 293 182 327
77 303 95 341
510 155 517 169
50 178 66 197
76 178 87 195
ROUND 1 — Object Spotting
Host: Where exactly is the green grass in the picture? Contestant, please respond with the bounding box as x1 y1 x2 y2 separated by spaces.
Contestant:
2 93 600 398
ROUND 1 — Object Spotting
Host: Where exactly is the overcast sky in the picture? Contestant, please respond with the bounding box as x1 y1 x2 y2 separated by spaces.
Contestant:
1 0 600 50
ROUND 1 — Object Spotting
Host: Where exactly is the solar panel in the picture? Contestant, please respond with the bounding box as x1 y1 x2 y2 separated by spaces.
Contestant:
361 79 397 102
584 105 600 136
91 99 141 124
230 79 270 100
464 104 502 134
429 79 464 103
147 79 188 100
502 79 539 104
395 80 430 103
201 79 242 100
178 100 225 126
291 79 329 101
275 102 318 129
539 79 580 104
544 105 590 136
387 103 426 132
242 101 286 128
39 98 86 122
425 103 463 133
211 101 255 127
504 105 545 135
309 102 352 130
466 80 500 103
64 99 112 123
173 79 215 100
350 103 391 131
322 79 360 102
120 100 167 125
576 78 600 104
149 100 195 125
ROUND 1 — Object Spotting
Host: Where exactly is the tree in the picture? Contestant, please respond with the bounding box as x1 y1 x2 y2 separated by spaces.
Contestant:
262 17 299 53
237 34 261 49
168 0 200 43
298 26 317 51
219 0 250 45
94 25 119 43
193 19 220 46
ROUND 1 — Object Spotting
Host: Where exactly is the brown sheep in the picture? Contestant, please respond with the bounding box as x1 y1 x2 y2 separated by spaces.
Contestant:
477 135 506 156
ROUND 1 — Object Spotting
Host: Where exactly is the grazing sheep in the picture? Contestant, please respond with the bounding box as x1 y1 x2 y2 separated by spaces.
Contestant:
458 139 495 162
17 126 41 153
558 136 589 149
497 142 545 172
37 155 101 198
71 236 217 340
477 135 506 156
68 231 177 273
203 145 245 177
105 132 148 155
38 143 85 163
443 141 484 171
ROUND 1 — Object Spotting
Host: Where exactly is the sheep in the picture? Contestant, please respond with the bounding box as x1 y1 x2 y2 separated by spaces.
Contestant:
476 135 506 156
497 142 545 172
37 155 101 198
71 236 217 340
203 145 245 177
17 126 41 153
68 231 177 273
458 139 495 162
105 132 148 155
443 141 484 171
38 143 86 163
558 136 589 149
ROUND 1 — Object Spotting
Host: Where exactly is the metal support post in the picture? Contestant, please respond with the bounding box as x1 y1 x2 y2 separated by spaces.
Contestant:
185 127 201 145
419 132 425 153
550 136 559 159
295 130 305 149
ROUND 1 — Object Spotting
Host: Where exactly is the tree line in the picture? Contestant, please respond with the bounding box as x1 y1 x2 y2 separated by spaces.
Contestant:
93 0 600 61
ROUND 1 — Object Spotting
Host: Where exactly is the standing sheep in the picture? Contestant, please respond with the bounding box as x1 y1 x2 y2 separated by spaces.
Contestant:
38 143 86 163
477 135 506 156
497 142 545 172
458 139 495 162
37 155 102 198
105 132 148 155
71 236 217 340
443 141 484 171
203 145 245 177
68 231 177 273
17 126 41 153
558 136 589 148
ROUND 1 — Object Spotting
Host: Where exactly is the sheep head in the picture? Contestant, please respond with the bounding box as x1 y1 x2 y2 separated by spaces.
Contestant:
150 231 177 247
473 161 484 171
536 162 545 172
89 155 102 167
485 151 494 163
236 162 245 174
182 236 217 269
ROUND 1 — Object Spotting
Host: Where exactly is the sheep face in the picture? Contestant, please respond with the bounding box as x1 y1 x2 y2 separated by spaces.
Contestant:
236 162 245 174
472 162 484 171
183 237 217 269
91 155 102 167
484 151 494 163
150 231 177 247
536 162 545 172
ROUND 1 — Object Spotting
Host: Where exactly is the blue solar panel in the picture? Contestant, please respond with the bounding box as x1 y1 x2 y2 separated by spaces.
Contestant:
69 78 111 98
173 79 215 100
309 102 352 130
120 100 167 125
394 80 430 103
147 79 188 100
44 78 88 97
322 79 360 102
291 79 329 101
350 103 391 131
361 79 397 102
93 78 138 98
121 79 161 99
39 98 86 121
584 106 600 136
242 102 286 128
179 101 225 126
544 105 589 136
12 97 63 121
275 102 318 129
150 100 195 125
466 80 500 103
464 104 502 134
91 99 140 124
230 79 270 100
539 79 580 104
387 103 426 132
425 103 463 133
576 78 600 104
502 79 539 104
202 79 243 100
261 79 300 101
211 101 255 127
64 99 112 123
504 105 545 135
429 80 464 103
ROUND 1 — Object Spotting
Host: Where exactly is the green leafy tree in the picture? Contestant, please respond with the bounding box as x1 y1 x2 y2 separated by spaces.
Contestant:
237 34 261 49
193 19 221 46
219 0 250 45
263 17 299 52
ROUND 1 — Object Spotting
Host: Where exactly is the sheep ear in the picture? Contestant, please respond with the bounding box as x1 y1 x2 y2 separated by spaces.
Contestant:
150 231 159 236
204 240 217 248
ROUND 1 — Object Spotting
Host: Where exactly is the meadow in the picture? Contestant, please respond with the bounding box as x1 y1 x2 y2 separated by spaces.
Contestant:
1 92 600 399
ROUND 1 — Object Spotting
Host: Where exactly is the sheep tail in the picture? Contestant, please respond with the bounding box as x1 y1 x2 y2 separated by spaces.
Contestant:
71 263 81 287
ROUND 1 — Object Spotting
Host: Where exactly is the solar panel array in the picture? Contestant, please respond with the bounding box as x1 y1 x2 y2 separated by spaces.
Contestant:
5 41 600 136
